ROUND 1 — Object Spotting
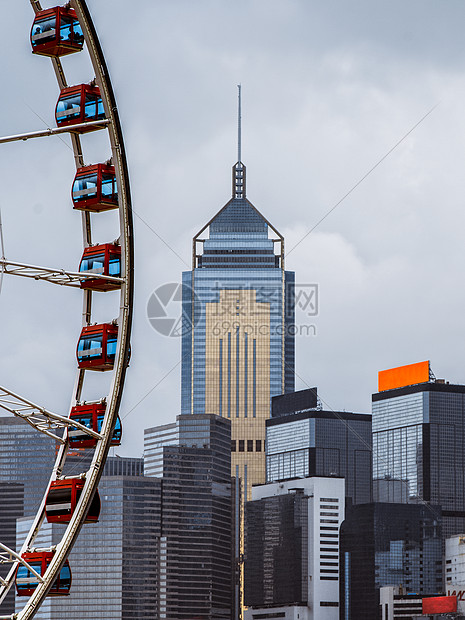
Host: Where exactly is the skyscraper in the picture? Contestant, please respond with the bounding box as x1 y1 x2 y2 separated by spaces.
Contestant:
372 360 465 538
144 414 236 620
181 91 295 498
266 388 372 505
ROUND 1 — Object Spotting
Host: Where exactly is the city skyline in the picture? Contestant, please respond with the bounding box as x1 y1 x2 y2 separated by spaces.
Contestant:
2 2 465 459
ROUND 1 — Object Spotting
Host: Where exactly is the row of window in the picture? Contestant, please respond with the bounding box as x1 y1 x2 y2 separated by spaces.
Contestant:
231 440 262 452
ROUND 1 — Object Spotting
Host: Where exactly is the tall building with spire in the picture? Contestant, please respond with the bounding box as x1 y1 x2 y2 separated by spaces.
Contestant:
181 87 295 498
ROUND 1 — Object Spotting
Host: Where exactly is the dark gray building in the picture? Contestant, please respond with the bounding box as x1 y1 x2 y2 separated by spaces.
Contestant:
0 482 23 615
146 414 237 620
266 388 372 505
244 489 309 609
372 376 465 538
340 502 443 620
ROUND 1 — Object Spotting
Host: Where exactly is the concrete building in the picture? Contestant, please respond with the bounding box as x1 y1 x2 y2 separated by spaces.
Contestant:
445 535 465 615
244 476 345 620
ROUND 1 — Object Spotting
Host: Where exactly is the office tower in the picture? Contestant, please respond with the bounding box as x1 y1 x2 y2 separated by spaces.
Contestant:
0 482 23 615
340 502 443 620
244 476 345 620
145 414 237 619
372 361 465 538
0 417 55 517
15 474 161 620
181 138 295 499
266 388 372 505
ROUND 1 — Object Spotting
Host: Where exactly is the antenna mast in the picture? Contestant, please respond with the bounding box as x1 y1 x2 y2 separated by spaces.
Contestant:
237 83 242 163
233 84 246 199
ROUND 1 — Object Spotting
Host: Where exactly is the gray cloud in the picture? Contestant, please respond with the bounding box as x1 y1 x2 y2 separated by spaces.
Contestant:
2 1 465 456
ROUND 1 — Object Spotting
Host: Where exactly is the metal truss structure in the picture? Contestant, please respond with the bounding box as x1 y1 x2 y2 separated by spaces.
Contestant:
0 1 134 618
0 259 123 288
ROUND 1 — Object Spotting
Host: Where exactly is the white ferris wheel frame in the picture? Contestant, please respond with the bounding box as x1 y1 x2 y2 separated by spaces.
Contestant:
0 1 134 618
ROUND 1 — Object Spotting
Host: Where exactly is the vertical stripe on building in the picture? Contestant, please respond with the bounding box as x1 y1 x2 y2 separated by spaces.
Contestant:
227 332 231 418
244 332 248 418
253 339 257 418
236 328 240 418
219 339 223 416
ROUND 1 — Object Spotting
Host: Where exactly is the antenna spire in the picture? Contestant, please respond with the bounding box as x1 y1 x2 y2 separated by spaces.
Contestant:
237 84 242 163
233 84 246 199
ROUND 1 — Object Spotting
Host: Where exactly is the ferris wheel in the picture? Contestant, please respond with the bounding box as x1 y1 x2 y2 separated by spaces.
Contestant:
0 1 133 618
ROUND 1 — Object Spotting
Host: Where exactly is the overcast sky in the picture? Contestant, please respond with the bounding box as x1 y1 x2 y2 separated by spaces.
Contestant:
2 1 465 458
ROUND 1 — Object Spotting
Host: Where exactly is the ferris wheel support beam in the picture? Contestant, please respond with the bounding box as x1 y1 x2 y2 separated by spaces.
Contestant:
0 120 110 145
0 387 103 442
0 258 123 288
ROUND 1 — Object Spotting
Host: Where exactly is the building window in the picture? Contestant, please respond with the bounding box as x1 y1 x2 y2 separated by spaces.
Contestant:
239 440 244 452
231 440 236 452
256 439 262 451
247 440 254 452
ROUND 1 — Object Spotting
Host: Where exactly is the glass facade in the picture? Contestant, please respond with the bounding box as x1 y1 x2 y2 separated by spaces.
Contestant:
266 403 372 505
340 502 443 620
144 422 178 478
245 477 345 619
0 417 56 518
15 476 161 619
0 482 23 614
244 491 308 607
181 163 295 499
372 382 465 538
159 415 235 619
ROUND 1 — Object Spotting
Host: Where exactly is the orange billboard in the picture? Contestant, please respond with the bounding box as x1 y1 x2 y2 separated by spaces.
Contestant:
378 360 430 392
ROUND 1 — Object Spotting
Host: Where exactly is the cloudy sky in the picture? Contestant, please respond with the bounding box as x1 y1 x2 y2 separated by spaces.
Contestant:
2 1 465 458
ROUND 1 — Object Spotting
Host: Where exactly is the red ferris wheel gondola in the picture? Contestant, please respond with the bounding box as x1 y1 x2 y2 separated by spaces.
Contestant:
79 243 121 291
68 402 122 449
72 164 118 212
55 84 106 133
16 552 72 597
45 478 101 524
30 6 84 58
76 323 118 371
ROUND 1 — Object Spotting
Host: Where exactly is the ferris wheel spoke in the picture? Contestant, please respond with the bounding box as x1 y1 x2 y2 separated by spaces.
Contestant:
0 546 43 585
